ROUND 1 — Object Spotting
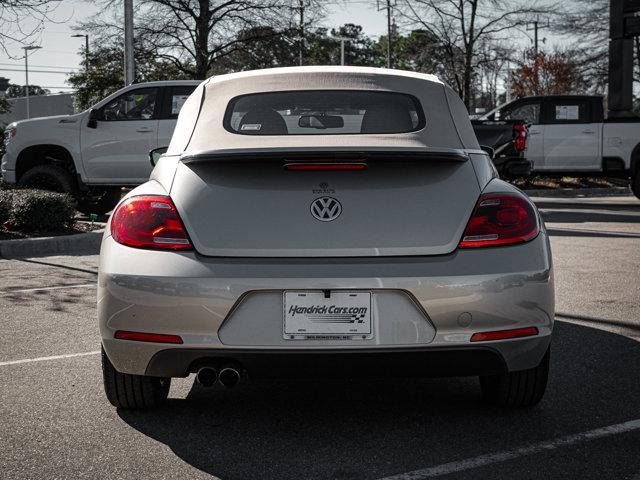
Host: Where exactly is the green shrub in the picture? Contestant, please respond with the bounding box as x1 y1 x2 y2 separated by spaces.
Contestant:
0 190 11 225
9 189 76 232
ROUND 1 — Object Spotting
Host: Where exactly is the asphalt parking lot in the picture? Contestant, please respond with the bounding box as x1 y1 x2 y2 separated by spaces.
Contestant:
1 195 639 480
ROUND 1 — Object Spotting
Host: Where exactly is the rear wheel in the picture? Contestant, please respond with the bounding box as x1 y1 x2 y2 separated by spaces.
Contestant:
480 347 549 408
18 164 76 195
632 170 640 200
101 346 170 409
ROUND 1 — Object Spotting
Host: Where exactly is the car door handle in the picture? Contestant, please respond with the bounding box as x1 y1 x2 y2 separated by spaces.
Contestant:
136 127 154 133
582 129 595 134
529 130 541 135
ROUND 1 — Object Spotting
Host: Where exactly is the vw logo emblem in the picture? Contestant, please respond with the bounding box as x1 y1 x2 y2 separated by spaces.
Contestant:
310 197 342 222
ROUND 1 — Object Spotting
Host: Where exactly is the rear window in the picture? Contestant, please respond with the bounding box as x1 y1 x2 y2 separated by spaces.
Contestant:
224 90 425 135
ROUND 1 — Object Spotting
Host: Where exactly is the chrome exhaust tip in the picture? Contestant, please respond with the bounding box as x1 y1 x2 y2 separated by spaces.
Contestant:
196 366 218 387
218 367 240 388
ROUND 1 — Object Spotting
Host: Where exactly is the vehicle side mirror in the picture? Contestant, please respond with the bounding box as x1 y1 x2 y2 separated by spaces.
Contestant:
88 108 102 129
149 147 168 166
480 145 495 159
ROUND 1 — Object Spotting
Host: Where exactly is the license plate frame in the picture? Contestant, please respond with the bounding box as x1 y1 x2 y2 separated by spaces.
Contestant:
283 291 372 340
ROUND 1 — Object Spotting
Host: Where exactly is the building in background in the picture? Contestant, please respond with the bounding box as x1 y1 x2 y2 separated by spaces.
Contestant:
0 77 74 125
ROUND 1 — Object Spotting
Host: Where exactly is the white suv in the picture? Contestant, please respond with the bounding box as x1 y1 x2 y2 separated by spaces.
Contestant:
2 80 200 214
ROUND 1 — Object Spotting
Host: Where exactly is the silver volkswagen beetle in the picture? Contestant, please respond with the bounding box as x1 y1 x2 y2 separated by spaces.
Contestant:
98 66 553 409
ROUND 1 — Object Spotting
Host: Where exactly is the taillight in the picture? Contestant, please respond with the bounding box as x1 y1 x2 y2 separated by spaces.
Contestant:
111 195 193 251
514 123 527 152
459 193 539 248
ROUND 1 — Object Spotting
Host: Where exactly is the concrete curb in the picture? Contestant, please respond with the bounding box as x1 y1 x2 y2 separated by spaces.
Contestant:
524 186 633 198
0 230 104 259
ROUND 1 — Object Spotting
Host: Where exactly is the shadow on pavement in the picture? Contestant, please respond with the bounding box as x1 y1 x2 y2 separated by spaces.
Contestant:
557 312 640 335
118 322 640 480
540 209 640 225
534 201 639 212
15 258 98 275
546 228 640 238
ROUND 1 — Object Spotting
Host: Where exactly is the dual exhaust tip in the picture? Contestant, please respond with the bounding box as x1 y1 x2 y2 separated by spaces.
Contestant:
196 366 240 388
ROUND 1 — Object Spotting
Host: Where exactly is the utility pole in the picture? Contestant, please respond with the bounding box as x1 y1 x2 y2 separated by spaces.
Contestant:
296 0 305 66
22 45 41 120
387 1 392 68
378 0 395 68
124 0 135 85
526 17 548 56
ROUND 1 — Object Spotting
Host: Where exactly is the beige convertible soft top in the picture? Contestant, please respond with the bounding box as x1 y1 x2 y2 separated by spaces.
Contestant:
167 66 479 157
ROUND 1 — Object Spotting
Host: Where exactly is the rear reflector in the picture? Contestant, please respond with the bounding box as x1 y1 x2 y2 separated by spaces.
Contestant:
470 327 538 342
111 195 193 251
114 330 183 344
285 163 367 171
459 193 539 248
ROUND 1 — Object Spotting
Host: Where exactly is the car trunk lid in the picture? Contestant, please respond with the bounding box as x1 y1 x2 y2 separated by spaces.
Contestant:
170 152 480 257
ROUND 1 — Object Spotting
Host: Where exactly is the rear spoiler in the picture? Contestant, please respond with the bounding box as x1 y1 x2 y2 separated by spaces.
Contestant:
180 149 470 164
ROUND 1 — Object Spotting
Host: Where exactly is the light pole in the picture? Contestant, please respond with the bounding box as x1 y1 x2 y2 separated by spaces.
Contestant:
124 0 135 85
22 45 42 119
71 34 90 68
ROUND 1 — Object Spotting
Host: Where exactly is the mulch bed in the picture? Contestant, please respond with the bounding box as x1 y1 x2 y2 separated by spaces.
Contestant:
510 176 628 190
0 221 103 241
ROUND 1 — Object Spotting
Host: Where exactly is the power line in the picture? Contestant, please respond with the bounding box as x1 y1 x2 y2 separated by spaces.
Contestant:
0 62 76 71
0 68 77 74
4 86 75 90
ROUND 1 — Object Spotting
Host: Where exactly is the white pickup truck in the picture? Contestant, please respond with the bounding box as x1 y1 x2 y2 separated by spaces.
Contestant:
1 80 200 214
480 95 640 198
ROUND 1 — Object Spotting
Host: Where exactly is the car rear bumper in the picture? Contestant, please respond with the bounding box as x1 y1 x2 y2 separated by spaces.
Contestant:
145 346 512 378
98 232 554 377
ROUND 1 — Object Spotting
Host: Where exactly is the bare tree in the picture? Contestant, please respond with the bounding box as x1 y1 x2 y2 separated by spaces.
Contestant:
0 0 60 54
553 0 609 93
83 0 327 80
398 0 555 108
476 41 514 108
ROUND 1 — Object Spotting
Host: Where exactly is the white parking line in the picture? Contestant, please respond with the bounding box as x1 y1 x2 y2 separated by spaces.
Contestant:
2 283 96 294
0 351 100 367
378 419 640 479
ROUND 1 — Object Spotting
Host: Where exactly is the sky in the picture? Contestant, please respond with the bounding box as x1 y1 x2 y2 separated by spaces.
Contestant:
0 0 555 95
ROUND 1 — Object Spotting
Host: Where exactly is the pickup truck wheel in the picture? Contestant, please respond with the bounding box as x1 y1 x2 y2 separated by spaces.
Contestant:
102 346 170 409
17 164 76 195
76 187 122 216
479 347 549 408
632 171 640 200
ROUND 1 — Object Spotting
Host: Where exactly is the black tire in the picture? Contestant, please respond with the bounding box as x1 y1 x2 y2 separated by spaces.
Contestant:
632 170 640 200
101 346 170 409
76 187 122 216
480 347 549 408
18 164 76 195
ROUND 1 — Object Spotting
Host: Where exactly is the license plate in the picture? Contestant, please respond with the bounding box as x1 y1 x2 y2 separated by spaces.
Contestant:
283 291 372 340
